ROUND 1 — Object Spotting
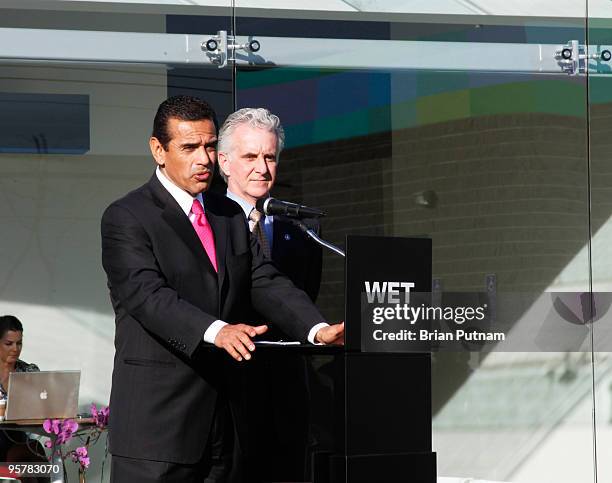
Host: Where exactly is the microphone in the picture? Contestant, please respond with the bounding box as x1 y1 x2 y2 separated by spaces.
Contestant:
256 197 326 218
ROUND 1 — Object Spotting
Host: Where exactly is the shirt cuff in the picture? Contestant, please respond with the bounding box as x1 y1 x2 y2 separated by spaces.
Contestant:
308 322 330 345
203 320 228 344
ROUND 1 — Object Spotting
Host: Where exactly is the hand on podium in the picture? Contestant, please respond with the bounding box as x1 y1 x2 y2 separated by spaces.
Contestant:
315 321 345 345
214 324 268 361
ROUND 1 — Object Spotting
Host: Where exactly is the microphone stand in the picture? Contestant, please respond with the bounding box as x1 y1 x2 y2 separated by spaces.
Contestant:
290 219 345 257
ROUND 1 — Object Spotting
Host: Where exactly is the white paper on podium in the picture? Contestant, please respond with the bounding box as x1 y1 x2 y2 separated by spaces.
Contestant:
254 340 301 345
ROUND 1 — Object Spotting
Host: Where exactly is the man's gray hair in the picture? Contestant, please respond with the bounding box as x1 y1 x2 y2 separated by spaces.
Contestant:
218 107 285 157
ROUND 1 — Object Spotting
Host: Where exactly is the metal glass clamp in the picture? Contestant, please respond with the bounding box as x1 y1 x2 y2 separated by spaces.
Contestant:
201 30 261 68
556 40 612 75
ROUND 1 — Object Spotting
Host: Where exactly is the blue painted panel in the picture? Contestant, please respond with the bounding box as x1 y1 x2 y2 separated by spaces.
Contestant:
0 93 90 154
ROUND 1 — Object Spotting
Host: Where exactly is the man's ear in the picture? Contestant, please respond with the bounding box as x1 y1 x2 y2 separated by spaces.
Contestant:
218 151 230 178
149 137 165 167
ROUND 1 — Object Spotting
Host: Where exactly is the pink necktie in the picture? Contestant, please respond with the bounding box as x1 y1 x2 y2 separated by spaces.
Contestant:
191 199 218 272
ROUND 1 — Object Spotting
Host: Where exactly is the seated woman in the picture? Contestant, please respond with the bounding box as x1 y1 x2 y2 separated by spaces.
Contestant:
0 315 48 483
0 315 39 398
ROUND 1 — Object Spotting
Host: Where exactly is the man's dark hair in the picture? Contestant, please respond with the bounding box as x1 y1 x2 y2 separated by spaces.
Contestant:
0 315 23 338
152 95 218 150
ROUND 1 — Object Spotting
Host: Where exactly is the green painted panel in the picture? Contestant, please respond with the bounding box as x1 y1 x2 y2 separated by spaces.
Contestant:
311 110 370 145
237 67 338 89
417 89 471 125
284 122 315 149
471 81 585 118
589 77 612 103
391 99 418 131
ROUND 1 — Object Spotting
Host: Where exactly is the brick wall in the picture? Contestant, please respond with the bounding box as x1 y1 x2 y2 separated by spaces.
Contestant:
280 113 589 320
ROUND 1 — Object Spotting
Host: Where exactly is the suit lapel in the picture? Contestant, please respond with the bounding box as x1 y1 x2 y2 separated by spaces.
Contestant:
272 217 283 262
149 175 218 278
272 216 294 262
203 196 228 291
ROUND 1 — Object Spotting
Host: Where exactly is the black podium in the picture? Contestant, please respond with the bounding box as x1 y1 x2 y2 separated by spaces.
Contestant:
252 235 436 483
320 235 436 483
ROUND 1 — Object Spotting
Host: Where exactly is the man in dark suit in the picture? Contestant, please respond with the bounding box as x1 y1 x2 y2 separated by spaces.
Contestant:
268 216 322 302
219 108 322 304
101 96 343 483
218 108 323 482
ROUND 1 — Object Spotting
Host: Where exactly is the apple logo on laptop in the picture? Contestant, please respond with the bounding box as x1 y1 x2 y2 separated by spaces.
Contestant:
39 390 48 400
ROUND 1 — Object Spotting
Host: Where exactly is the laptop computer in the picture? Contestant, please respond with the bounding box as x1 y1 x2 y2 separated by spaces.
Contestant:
5 370 81 421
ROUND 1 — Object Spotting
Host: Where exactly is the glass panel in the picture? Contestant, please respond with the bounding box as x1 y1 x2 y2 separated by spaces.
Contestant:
0 2 231 481
588 2 612 483
235 3 594 483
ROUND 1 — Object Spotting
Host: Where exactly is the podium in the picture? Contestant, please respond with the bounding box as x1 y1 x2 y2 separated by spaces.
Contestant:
250 235 436 482
317 235 436 483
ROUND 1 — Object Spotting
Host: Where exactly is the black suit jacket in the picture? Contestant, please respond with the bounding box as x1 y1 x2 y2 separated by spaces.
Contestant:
271 216 322 303
101 174 324 464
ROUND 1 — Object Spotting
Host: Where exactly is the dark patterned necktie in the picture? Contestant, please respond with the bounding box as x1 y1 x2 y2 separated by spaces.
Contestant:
249 208 271 258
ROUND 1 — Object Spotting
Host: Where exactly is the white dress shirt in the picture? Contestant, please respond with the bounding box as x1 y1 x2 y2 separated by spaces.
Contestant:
155 168 226 344
157 169 327 345
225 189 328 344
226 190 274 247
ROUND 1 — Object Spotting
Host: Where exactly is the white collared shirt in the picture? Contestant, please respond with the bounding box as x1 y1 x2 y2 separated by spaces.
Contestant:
155 167 226 344
226 190 274 248
157 168 327 346
224 189 328 344
155 167 203 222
